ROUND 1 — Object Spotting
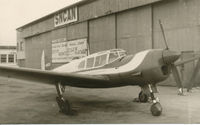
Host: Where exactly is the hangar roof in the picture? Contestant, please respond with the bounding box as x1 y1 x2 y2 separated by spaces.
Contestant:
17 0 163 31
16 0 95 30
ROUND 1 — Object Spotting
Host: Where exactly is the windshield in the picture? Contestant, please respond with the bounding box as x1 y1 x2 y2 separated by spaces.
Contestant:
119 51 126 57
109 52 119 63
108 50 126 63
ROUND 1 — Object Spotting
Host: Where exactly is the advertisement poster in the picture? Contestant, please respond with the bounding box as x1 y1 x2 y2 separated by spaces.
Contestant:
52 38 88 63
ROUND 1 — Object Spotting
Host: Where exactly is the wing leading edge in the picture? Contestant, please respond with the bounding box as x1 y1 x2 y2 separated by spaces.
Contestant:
0 66 113 88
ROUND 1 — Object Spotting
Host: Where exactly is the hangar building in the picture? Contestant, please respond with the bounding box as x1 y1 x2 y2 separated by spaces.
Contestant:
16 0 200 86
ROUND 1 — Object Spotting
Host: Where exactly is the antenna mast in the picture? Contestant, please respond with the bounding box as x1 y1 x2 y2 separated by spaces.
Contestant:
159 20 169 50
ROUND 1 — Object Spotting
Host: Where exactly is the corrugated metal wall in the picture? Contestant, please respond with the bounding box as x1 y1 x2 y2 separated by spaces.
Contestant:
66 21 88 41
25 36 41 69
89 15 116 53
117 5 152 54
79 0 161 21
21 17 54 38
51 27 66 40
153 0 200 52
25 32 52 69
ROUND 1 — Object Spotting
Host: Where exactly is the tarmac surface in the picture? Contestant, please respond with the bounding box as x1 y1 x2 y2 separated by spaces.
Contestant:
0 77 200 124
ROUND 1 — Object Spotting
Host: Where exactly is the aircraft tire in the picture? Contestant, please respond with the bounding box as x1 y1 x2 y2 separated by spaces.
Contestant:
139 91 148 103
150 102 162 116
56 97 70 115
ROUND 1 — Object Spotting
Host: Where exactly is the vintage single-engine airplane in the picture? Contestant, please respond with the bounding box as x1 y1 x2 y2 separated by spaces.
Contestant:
0 21 199 116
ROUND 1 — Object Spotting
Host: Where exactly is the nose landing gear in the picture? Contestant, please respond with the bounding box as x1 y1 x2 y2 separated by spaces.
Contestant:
137 84 162 116
148 84 162 116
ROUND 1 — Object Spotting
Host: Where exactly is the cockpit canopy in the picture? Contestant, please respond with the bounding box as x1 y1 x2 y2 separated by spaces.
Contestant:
78 49 127 70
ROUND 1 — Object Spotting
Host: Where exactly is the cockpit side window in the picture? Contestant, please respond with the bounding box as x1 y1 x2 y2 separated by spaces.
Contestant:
95 54 107 67
109 52 119 63
86 57 94 69
78 60 85 69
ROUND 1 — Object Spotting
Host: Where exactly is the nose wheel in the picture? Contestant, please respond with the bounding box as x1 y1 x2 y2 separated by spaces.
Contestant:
151 102 162 116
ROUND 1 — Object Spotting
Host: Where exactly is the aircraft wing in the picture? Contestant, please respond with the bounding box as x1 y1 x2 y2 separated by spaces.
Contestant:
0 65 110 88
175 55 200 66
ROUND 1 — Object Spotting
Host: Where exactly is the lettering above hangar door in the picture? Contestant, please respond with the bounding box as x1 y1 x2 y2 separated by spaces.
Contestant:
54 6 78 27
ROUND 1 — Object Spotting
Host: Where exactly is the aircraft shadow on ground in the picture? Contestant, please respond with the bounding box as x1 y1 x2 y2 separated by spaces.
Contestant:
66 96 149 115
9 91 149 116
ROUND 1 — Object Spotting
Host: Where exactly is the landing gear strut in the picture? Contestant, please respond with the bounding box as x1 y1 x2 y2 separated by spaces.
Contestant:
55 82 72 115
148 84 162 116
139 91 148 103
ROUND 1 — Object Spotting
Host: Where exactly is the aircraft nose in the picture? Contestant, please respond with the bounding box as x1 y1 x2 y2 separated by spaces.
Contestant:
162 50 181 64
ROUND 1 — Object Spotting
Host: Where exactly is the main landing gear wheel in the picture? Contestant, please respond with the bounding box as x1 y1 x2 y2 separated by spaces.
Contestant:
139 91 148 103
55 82 73 115
150 102 162 116
56 97 71 115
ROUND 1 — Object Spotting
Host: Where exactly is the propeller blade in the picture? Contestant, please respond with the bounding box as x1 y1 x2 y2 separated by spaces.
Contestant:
159 20 169 50
170 64 183 94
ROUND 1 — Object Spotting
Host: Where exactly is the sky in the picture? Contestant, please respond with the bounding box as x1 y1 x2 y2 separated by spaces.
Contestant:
0 0 81 46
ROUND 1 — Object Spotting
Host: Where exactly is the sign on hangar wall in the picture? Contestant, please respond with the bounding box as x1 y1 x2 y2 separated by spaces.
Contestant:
52 38 88 63
54 6 78 27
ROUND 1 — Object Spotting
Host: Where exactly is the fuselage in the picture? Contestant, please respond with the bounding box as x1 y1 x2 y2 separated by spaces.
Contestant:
53 49 175 88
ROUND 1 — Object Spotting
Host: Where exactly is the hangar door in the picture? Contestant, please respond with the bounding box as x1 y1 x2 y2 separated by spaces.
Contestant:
25 36 41 69
89 15 116 53
66 21 88 41
25 32 52 69
117 6 152 54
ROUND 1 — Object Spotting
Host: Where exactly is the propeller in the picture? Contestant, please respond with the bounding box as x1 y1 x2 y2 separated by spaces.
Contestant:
160 20 200 94
159 20 184 95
